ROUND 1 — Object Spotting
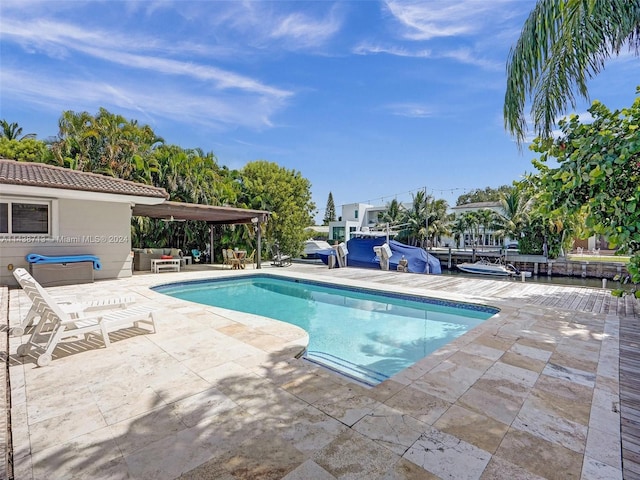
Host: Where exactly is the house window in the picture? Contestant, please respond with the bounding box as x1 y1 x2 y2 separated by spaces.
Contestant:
0 199 51 235
332 226 345 242
354 210 358 219
0 203 7 233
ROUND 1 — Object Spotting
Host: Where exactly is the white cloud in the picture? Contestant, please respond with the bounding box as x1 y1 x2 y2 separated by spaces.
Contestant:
385 102 435 118
1 68 287 131
440 48 503 70
384 0 520 40
353 42 432 58
270 10 342 48
1 18 292 100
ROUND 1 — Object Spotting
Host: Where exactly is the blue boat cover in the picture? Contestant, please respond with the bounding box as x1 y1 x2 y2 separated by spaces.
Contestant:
26 253 102 270
317 238 441 274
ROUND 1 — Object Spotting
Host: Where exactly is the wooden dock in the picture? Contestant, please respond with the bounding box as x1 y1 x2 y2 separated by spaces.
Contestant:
620 300 640 480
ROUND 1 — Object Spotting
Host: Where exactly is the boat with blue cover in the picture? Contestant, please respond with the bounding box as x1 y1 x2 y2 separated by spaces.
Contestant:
316 238 441 274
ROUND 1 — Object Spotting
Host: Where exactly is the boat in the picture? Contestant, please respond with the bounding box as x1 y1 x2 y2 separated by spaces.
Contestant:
302 239 332 259
316 238 442 274
456 259 529 277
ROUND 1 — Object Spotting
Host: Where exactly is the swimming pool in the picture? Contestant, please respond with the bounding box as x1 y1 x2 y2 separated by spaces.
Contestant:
154 275 499 385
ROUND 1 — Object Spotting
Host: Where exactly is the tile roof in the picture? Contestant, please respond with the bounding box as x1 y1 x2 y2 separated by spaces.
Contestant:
0 159 168 199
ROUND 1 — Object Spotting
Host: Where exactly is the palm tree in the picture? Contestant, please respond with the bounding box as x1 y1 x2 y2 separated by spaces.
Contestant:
1 120 36 140
426 198 450 248
404 191 428 247
476 209 496 247
504 0 640 144
450 216 468 249
462 212 480 247
493 190 533 244
378 198 404 229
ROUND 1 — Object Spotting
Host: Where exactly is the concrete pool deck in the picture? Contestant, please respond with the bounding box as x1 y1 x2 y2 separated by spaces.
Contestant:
3 263 632 479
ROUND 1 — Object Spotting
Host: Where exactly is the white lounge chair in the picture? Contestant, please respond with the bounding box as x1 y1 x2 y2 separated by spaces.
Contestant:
13 289 136 337
13 268 157 367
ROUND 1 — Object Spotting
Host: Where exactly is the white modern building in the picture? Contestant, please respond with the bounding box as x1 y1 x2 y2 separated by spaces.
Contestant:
449 201 507 248
328 203 388 242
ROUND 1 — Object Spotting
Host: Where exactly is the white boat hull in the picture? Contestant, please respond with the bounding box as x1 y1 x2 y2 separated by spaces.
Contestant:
457 261 517 276
456 260 531 277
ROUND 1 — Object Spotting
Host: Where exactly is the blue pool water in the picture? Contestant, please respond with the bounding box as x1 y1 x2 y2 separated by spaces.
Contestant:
154 275 499 385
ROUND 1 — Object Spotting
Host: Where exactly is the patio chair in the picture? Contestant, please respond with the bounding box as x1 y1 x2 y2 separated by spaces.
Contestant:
271 243 291 267
12 290 137 337
243 249 256 268
222 248 231 268
227 249 242 269
12 268 157 367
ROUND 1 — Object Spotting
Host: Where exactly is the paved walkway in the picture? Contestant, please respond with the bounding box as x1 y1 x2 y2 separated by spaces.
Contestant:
3 264 631 479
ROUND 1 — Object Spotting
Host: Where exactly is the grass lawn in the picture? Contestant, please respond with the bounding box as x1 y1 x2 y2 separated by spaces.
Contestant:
566 254 630 263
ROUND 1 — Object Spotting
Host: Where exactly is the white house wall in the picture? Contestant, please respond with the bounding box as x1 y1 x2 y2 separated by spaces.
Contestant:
0 199 133 286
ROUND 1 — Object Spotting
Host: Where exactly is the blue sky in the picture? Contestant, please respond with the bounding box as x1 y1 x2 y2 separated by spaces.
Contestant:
1 1 638 223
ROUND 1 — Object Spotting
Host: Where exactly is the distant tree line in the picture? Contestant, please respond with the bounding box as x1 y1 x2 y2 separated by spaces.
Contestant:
0 109 316 260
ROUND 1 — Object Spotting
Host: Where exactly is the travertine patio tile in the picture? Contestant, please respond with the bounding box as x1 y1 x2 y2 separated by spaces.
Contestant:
282 460 337 480
472 333 516 353
108 405 189 455
549 350 598 374
581 455 623 480
457 377 530 425
585 426 622 470
196 359 254 384
281 371 345 404
480 455 546 479
313 384 382 426
353 404 428 455
459 342 505 361
380 457 441 479
28 403 108 453
144 364 214 404
526 382 591 426
218 430 306 480
499 351 547 373
169 387 239 428
383 385 451 425
9 403 29 463
281 405 349 455
588 398 621 438
434 404 509 454
125 414 254 480
411 360 485 403
446 350 496 372
495 429 583 480
533 374 594 406
30 425 123 479
509 342 554 362
514 336 557 352
404 426 491 480
98 384 167 425
314 429 401 480
483 360 540 387
366 379 406 403
541 363 596 388
512 397 588 454
26 382 96 424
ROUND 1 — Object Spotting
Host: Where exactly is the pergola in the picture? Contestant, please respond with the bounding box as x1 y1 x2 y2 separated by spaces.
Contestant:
132 201 270 268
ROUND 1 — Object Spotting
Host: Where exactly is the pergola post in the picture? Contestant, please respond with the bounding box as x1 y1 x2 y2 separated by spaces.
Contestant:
208 224 214 264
